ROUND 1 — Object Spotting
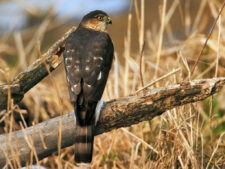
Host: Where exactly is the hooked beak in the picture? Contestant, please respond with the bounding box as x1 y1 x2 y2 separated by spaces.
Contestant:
107 17 112 24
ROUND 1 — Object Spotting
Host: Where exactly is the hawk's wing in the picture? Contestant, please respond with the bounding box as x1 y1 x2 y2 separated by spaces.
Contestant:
82 35 114 103
63 34 82 104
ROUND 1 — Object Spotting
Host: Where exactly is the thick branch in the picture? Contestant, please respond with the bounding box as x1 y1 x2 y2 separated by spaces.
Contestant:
0 78 224 167
0 27 76 110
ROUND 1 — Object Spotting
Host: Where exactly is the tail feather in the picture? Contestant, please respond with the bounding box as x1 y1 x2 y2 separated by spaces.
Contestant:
75 124 94 163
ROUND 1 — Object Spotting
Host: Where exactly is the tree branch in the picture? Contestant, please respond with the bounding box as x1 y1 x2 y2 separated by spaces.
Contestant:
0 26 76 110
0 78 224 167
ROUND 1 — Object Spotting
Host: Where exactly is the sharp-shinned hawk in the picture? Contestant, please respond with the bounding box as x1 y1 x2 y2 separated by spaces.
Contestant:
63 10 114 163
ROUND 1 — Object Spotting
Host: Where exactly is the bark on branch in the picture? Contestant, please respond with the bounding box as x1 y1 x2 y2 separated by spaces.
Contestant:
0 78 224 167
0 26 76 110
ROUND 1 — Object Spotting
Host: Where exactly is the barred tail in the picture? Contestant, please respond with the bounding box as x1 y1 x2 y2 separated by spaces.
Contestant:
74 124 94 163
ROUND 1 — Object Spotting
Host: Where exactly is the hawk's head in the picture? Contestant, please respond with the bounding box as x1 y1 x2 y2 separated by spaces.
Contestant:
80 10 112 32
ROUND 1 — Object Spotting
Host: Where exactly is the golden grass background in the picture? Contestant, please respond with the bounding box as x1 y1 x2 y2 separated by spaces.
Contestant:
1 0 225 168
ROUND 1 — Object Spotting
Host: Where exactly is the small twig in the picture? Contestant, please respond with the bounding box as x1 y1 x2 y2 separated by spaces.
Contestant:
139 41 145 87
206 132 225 169
124 0 133 96
215 15 221 78
121 128 158 153
191 0 225 75
154 0 167 78
136 68 181 93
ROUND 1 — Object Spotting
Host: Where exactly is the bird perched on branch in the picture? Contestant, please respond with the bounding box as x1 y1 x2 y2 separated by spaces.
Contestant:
63 10 114 164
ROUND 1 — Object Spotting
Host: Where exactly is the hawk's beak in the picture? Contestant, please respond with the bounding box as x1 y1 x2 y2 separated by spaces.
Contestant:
107 17 112 24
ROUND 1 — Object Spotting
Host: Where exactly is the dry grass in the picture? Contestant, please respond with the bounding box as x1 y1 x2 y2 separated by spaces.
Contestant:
1 0 225 168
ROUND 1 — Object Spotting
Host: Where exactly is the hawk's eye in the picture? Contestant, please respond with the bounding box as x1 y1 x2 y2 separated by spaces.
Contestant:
97 16 103 21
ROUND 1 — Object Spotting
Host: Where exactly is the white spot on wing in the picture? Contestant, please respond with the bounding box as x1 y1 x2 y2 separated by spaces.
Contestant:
66 65 72 69
74 65 79 72
65 57 72 61
65 57 72 64
93 57 103 61
97 71 102 80
66 76 70 82
71 87 74 92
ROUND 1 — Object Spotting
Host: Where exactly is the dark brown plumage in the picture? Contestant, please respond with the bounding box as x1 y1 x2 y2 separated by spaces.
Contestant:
63 10 114 163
